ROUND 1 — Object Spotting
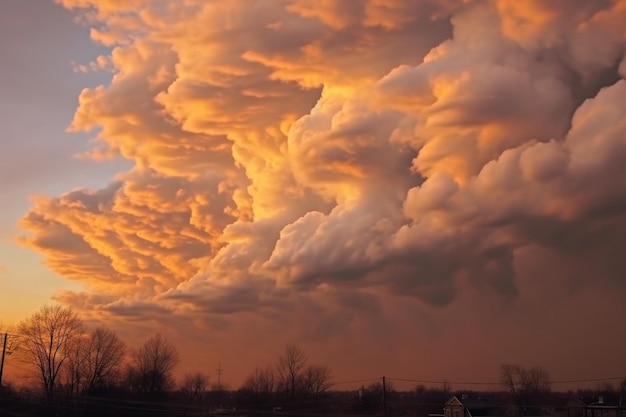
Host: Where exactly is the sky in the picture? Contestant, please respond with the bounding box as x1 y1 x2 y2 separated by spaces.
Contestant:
1 0 626 391
0 0 129 319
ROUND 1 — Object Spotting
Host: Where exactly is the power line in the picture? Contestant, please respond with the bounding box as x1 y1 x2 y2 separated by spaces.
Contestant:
388 377 497 386
332 377 381 386
387 375 626 386
551 376 626 384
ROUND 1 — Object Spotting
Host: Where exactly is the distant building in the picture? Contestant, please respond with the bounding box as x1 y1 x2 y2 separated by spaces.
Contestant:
444 395 508 417
567 396 626 417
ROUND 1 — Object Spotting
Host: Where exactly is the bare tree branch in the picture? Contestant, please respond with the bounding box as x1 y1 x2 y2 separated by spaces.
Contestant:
277 344 308 398
127 333 179 395
16 305 83 404
500 364 551 417
182 372 210 403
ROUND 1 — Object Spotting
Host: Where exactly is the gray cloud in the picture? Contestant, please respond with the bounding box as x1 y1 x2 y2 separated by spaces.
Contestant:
17 1 626 378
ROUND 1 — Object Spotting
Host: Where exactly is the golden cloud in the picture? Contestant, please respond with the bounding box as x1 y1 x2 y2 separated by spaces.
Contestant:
20 0 626 338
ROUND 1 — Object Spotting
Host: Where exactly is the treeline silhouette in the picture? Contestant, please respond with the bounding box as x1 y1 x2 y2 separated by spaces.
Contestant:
1 305 625 417
0 305 337 416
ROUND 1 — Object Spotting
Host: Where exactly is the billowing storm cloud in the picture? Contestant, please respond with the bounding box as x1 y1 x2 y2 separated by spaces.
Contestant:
19 0 626 384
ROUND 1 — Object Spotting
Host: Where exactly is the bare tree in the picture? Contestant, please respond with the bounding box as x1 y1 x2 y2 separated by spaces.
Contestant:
274 345 333 401
127 333 179 395
303 365 332 397
239 366 276 406
276 344 308 398
62 326 127 396
16 305 83 404
63 335 89 397
501 364 551 417
181 372 210 403
242 367 275 394
83 327 126 393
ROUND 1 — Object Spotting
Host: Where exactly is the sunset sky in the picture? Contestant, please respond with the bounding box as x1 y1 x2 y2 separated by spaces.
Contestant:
1 0 626 390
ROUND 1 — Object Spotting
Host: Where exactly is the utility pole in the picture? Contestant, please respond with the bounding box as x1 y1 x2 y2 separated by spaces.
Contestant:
215 363 224 407
0 333 7 388
216 363 223 388
382 376 387 417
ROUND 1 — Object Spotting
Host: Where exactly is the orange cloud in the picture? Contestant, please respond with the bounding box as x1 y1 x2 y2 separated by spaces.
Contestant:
16 0 626 386
20 168 237 297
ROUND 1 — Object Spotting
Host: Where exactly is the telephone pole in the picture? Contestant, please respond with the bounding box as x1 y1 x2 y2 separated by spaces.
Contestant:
216 363 223 388
215 363 224 406
382 376 387 417
0 333 8 388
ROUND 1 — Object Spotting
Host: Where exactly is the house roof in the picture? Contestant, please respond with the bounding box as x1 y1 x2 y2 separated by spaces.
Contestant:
445 395 508 417
572 394 625 408
446 396 464 407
